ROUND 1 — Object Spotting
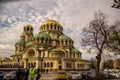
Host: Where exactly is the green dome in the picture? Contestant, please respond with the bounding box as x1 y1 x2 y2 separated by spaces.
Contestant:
34 32 51 39
72 48 79 53
16 39 26 45
26 42 32 47
58 35 71 40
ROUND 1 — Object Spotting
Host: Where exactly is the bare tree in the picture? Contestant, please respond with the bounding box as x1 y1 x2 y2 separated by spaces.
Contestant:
81 11 109 79
108 21 120 55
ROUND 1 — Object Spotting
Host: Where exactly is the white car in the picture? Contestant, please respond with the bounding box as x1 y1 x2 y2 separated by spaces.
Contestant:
68 71 82 80
107 70 120 79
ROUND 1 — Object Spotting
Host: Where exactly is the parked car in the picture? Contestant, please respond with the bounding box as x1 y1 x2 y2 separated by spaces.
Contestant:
81 71 95 80
107 71 120 79
0 71 5 80
100 71 115 79
68 71 82 80
56 70 68 80
4 71 16 80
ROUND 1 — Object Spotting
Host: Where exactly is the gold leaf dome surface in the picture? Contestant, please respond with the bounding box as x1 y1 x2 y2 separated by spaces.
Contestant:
42 20 60 25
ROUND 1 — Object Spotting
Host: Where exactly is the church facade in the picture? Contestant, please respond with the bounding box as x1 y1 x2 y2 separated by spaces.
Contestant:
2 20 90 72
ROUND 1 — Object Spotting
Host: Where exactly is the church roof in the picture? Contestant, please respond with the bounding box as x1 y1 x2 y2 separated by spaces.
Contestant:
16 39 26 45
26 42 33 47
51 48 63 52
34 32 51 39
72 48 79 53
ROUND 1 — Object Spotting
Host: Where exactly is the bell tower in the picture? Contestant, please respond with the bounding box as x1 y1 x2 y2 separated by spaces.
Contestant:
22 24 34 42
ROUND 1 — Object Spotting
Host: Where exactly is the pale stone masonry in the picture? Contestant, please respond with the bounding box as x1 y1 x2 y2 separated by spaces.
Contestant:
1 20 90 72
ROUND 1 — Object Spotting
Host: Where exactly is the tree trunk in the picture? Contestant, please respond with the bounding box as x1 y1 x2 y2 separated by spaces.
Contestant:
96 53 102 80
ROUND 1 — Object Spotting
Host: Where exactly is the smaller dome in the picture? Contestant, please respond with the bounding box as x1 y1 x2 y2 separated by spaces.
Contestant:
16 39 26 45
72 48 79 53
58 35 71 40
34 32 51 39
26 42 33 47
24 24 33 28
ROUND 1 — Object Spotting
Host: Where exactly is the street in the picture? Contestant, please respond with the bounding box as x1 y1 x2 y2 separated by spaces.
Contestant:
40 73 56 80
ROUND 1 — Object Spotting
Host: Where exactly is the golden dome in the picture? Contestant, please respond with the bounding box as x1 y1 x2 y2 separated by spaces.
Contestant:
42 20 61 25
24 24 33 28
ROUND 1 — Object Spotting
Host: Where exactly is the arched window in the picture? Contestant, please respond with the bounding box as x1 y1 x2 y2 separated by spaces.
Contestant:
37 38 39 43
43 25 45 30
44 63 46 67
28 49 35 56
41 38 43 43
50 23 52 29
27 27 29 31
47 24 49 29
28 63 31 67
58 26 59 30
54 24 56 30
50 62 53 67
73 53 75 58
34 62 36 67
65 40 67 45
31 63 33 67
47 62 49 67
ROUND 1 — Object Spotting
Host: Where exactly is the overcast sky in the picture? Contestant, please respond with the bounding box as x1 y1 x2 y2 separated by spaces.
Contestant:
0 0 120 60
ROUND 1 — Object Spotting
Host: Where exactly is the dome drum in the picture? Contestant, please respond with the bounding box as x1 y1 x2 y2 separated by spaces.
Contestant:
33 37 50 45
40 20 63 32
23 24 33 33
59 35 73 46
33 33 51 45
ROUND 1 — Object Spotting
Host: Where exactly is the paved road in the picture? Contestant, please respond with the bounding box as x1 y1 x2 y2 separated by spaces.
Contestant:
40 73 56 80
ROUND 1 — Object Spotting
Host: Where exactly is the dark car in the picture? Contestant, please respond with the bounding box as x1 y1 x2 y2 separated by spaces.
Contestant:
0 71 5 80
81 71 95 80
100 71 116 79
4 71 16 80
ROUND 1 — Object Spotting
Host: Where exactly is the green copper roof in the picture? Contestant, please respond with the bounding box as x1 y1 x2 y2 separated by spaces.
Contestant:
58 35 71 40
34 32 51 39
26 42 32 47
72 48 79 53
51 48 62 52
16 39 26 45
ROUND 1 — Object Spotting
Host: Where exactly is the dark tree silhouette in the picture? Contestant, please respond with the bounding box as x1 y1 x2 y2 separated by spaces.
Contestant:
81 11 109 79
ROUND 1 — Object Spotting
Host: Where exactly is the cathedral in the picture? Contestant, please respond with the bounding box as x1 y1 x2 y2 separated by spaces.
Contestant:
2 20 90 72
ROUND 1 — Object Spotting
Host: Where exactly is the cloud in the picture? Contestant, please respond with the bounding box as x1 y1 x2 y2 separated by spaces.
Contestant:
0 0 120 59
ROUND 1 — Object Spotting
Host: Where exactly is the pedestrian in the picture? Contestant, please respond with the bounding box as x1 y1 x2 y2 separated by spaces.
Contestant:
16 67 22 80
23 68 29 80
36 68 41 80
29 66 35 80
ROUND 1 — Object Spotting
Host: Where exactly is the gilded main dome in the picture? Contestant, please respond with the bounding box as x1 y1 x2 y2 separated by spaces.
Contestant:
42 20 60 25
40 20 63 33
